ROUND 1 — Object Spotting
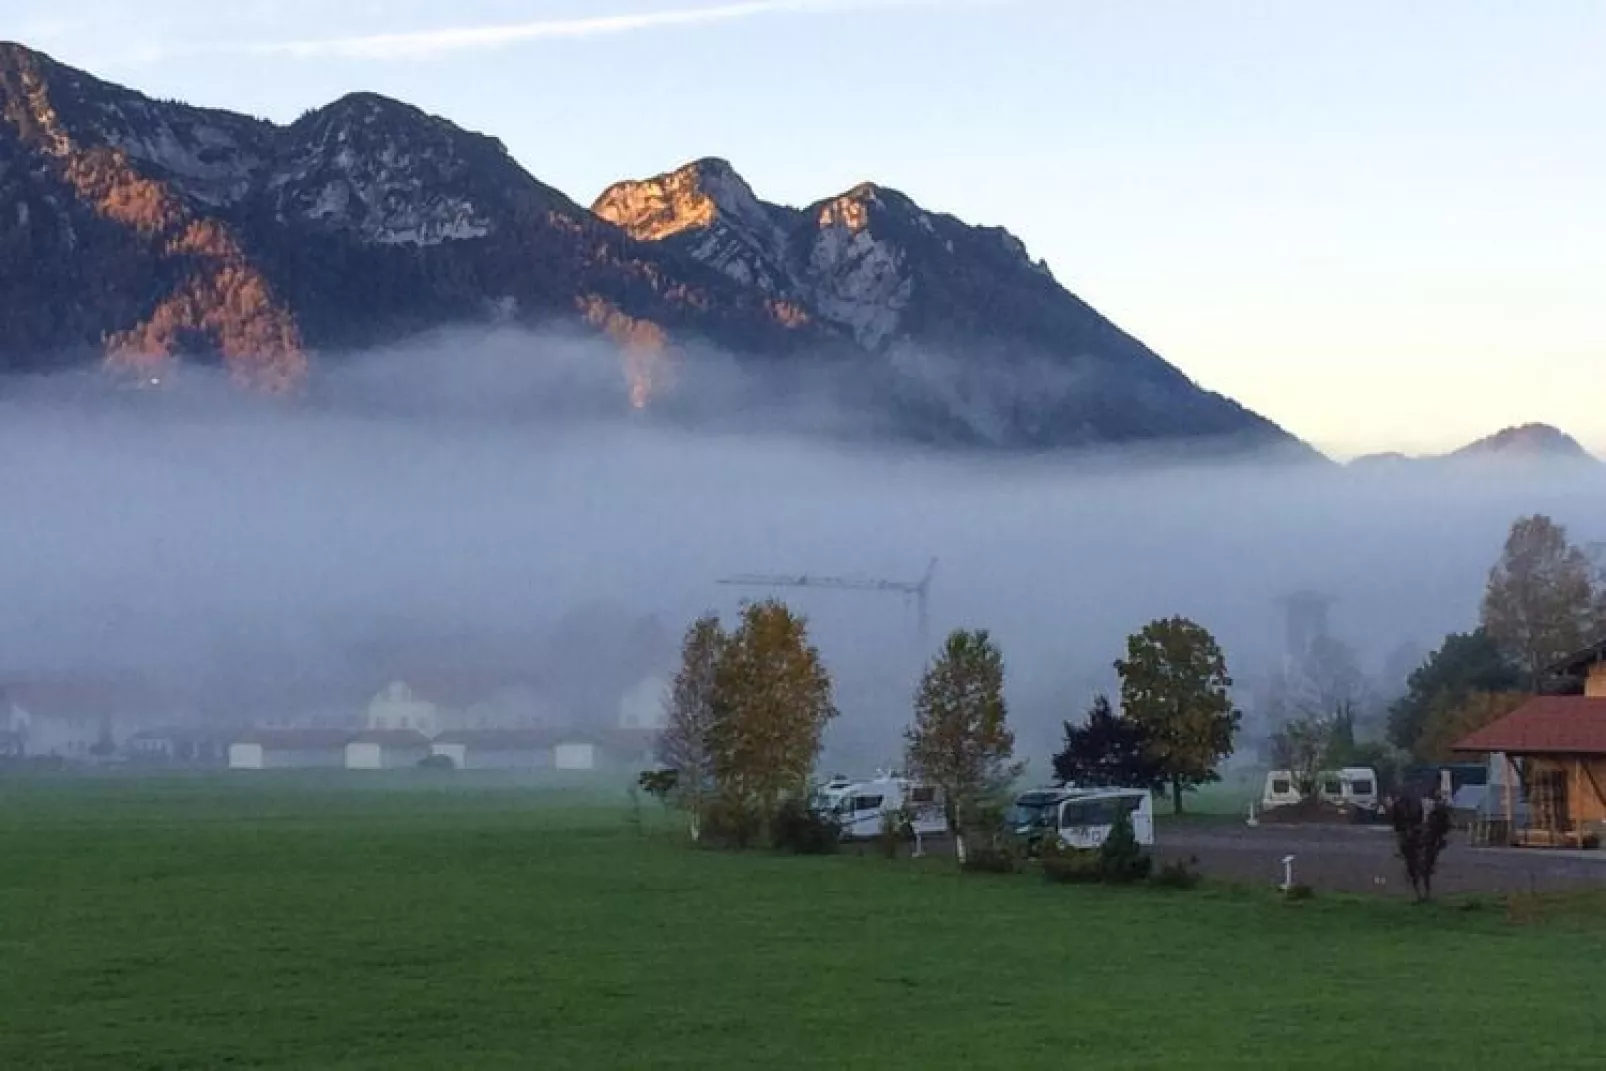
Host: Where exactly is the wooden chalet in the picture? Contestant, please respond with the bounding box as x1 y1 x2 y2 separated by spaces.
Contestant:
1454 638 1606 847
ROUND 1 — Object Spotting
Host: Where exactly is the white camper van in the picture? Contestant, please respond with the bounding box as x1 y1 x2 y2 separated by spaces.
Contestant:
1054 788 1155 849
825 775 948 840
1260 767 1379 812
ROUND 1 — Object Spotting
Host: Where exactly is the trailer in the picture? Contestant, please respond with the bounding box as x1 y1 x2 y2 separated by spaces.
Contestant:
819 774 947 840
1260 766 1379 812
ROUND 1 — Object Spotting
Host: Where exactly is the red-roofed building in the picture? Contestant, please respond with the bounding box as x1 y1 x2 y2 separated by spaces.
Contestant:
1455 639 1606 847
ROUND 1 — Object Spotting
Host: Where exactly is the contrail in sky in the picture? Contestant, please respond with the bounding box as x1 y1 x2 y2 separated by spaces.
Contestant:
257 0 986 61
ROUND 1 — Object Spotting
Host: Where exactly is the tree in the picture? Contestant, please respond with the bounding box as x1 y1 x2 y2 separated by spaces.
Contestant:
1482 514 1598 688
1414 691 1529 764
709 600 836 843
657 613 726 841
1390 794 1453 902
905 628 1022 865
1052 694 1165 791
1385 629 1522 756
1114 617 1241 815
1269 714 1331 798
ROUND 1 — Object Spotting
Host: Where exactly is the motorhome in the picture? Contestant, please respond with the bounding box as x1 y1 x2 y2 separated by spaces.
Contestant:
1007 785 1075 849
1260 767 1380 812
1054 788 1155 849
823 775 947 840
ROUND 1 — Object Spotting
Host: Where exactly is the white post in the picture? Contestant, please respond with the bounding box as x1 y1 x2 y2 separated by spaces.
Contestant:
1280 854 1296 891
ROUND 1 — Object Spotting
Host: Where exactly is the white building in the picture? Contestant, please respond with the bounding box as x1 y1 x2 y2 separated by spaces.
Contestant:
1 678 180 759
431 729 556 770
365 681 443 736
229 729 352 770
555 738 599 771
346 730 432 770
617 676 668 732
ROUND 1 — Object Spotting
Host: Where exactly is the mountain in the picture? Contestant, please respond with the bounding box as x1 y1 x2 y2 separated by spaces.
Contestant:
0 42 1309 456
1448 424 1597 463
1348 424 1599 468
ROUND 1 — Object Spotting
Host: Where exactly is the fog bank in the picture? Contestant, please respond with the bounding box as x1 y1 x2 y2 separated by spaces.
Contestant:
5 332 1604 769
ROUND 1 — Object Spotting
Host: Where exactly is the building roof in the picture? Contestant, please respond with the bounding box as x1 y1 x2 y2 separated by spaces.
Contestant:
349 729 432 748
234 728 355 749
1549 637 1606 678
1453 697 1606 755
130 726 227 743
432 728 563 750
604 727 661 753
0 676 181 718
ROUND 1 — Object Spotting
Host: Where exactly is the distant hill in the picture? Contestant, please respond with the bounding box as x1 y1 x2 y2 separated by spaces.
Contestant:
0 42 1315 457
1348 424 1600 468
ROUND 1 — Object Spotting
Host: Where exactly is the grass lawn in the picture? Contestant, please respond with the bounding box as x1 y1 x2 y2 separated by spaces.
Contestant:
2 773 1602 1069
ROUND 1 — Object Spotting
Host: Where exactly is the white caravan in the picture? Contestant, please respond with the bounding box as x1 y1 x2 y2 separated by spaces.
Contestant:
1260 767 1379 811
1054 788 1155 849
825 775 948 840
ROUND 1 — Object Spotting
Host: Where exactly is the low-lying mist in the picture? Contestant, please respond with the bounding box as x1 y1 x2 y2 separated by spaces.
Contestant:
5 328 1604 771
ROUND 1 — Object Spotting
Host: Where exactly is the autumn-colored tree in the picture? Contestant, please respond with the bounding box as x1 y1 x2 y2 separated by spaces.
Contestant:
656 613 726 841
1481 515 1598 689
905 628 1022 865
709 600 836 842
1414 691 1529 764
1114 617 1241 815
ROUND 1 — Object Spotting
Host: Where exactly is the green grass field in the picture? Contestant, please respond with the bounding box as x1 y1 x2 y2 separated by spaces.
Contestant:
2 773 1602 1069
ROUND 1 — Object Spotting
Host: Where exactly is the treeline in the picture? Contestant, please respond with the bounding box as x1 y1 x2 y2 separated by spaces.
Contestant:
644 600 1244 864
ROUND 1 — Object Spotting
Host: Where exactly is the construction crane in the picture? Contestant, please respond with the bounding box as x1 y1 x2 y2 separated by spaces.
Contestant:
718 558 937 651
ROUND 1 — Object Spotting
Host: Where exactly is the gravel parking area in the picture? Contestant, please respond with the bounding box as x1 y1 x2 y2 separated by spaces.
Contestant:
1159 822 1606 897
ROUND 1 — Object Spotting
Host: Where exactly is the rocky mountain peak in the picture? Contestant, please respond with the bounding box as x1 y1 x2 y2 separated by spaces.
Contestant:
594 156 774 242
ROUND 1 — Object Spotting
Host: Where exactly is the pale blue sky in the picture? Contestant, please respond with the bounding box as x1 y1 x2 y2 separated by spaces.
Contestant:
11 0 1604 457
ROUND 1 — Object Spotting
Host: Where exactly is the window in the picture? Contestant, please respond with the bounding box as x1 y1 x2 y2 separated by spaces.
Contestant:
909 786 936 804
1350 781 1374 797
1061 796 1142 828
1272 779 1292 796
1322 779 1342 796
844 794 883 813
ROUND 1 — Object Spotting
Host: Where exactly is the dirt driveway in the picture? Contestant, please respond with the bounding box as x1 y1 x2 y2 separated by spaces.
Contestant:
1159 822 1606 897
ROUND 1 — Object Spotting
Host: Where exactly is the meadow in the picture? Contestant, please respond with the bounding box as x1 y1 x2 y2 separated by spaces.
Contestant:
1 773 1602 1070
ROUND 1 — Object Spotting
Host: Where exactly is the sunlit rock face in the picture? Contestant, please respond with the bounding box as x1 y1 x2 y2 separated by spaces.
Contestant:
0 42 1309 456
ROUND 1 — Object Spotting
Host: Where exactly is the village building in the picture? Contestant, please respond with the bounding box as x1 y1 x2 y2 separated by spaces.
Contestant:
431 729 559 770
0 677 182 759
228 729 352 770
554 735 600 771
365 678 560 737
126 727 229 765
346 729 432 770
1455 638 1606 847
365 681 445 736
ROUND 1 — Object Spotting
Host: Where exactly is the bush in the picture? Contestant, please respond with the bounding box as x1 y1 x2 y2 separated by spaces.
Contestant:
1040 842 1104 885
1149 857 1203 891
1097 809 1152 884
700 799 762 850
876 807 913 860
771 797 841 855
960 842 1019 875
417 754 454 770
